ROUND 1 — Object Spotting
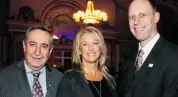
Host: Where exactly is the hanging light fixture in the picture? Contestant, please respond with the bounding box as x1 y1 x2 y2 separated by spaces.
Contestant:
73 0 108 24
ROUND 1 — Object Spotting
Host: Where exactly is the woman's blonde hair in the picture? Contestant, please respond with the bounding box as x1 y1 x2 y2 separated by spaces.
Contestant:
72 26 115 88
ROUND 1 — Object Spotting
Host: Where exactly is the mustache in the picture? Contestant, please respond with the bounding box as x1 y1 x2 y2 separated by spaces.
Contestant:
30 53 44 59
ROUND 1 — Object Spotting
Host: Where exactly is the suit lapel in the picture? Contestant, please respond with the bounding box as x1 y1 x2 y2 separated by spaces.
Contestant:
130 55 156 90
45 65 52 97
16 60 33 97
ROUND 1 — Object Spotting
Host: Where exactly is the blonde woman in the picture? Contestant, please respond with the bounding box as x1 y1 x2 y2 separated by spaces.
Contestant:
57 27 116 97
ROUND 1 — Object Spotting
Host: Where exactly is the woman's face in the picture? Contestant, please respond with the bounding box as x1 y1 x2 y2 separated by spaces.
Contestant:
79 33 101 64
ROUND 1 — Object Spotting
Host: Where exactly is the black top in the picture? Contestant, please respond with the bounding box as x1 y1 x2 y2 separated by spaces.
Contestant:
57 70 117 97
87 78 113 97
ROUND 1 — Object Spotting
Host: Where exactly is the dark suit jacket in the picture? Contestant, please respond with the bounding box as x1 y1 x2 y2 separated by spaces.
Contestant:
56 70 117 97
118 37 178 97
0 60 63 97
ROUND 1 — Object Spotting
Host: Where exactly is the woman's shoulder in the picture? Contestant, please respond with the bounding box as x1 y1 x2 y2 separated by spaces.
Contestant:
62 69 83 79
64 69 81 75
61 69 87 85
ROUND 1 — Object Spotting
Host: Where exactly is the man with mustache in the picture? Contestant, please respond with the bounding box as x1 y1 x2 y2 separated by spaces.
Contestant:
0 25 63 97
118 0 178 97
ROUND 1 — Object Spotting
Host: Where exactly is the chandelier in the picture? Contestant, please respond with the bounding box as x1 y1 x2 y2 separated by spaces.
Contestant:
73 0 108 24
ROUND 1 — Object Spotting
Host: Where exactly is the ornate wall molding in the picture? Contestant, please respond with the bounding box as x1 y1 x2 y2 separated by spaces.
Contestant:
40 0 84 24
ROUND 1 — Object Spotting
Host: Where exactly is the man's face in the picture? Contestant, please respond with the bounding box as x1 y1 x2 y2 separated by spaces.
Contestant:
128 0 160 46
23 29 53 70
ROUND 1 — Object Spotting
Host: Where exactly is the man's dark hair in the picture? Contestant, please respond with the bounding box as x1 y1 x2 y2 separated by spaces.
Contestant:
149 0 158 13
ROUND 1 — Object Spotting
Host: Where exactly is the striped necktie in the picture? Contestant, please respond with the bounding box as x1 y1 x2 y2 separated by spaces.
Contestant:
135 49 144 73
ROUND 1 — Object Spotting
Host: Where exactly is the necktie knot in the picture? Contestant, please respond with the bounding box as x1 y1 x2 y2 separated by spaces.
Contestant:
32 71 41 80
138 49 144 58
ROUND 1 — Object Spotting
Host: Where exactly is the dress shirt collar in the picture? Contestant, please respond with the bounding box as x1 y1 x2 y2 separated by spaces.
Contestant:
24 60 46 74
139 33 160 53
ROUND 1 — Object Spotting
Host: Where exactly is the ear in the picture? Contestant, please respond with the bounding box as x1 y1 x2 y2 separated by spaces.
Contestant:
22 40 26 52
49 45 54 55
154 12 160 23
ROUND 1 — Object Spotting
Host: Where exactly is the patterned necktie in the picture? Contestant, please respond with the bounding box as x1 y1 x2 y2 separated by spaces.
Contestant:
135 49 144 73
32 71 44 97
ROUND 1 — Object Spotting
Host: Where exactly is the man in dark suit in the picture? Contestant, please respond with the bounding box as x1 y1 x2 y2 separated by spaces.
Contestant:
118 0 178 97
0 25 63 97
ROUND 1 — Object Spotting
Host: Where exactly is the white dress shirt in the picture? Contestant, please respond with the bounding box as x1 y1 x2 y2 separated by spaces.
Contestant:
138 33 160 67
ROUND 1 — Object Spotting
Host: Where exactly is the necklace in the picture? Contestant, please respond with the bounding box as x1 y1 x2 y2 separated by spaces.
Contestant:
89 80 102 97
